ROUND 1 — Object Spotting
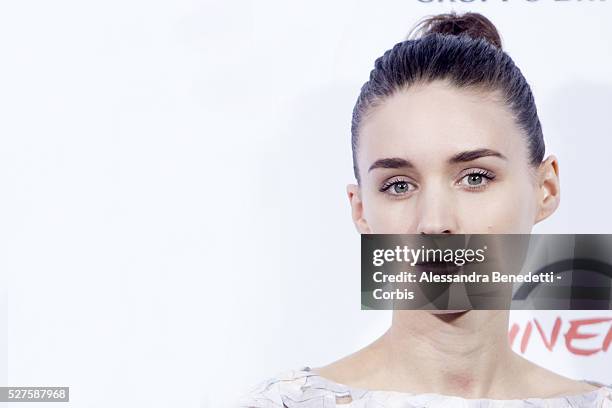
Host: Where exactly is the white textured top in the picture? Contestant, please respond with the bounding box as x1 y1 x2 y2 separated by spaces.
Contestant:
238 366 612 408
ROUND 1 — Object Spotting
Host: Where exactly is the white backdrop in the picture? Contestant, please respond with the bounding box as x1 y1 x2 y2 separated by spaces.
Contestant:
1 1 612 407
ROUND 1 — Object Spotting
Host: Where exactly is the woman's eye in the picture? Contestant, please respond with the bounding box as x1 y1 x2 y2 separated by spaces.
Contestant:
392 182 410 194
380 180 414 196
467 174 484 185
459 171 494 189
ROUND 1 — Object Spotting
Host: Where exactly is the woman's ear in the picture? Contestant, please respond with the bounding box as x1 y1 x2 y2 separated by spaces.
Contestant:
346 184 371 234
534 155 561 224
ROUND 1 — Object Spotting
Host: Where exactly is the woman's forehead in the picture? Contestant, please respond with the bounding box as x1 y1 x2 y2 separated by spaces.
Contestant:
358 82 525 165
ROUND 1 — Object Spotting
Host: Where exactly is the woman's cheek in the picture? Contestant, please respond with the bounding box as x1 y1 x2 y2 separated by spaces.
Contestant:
365 195 414 233
456 185 531 233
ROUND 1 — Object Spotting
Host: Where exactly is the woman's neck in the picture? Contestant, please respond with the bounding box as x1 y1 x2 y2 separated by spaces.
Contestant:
314 310 595 400
375 310 516 398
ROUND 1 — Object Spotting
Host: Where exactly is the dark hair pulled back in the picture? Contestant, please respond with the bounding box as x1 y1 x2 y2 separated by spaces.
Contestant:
351 12 544 183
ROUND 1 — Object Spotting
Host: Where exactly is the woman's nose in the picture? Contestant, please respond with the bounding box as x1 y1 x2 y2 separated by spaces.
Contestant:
415 188 458 234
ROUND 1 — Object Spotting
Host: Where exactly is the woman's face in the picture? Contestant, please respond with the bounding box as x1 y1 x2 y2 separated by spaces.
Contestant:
348 80 560 234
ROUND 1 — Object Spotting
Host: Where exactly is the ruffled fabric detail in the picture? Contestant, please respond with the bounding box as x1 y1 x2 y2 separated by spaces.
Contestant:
237 366 612 408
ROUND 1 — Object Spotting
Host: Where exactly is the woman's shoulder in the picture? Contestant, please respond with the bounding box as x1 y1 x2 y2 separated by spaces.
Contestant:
235 366 356 408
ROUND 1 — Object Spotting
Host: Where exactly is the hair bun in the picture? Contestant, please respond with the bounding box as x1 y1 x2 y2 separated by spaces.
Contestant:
408 12 503 50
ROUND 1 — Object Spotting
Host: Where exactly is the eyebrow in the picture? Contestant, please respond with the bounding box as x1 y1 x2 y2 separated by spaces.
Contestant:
368 148 507 172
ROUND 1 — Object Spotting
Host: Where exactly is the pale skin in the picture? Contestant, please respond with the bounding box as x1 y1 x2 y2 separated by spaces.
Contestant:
312 80 598 400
